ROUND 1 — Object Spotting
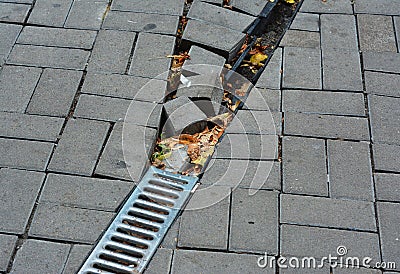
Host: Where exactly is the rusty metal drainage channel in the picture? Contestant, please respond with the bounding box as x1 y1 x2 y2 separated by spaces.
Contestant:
78 167 198 273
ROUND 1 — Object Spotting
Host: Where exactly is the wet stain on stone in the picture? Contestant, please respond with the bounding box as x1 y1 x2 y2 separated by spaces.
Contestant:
143 23 157 31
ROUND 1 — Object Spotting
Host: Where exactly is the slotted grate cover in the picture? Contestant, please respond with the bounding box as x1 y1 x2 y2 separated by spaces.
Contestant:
78 166 199 274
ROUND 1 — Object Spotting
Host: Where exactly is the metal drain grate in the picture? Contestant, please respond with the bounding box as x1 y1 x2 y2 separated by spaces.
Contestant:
78 166 199 274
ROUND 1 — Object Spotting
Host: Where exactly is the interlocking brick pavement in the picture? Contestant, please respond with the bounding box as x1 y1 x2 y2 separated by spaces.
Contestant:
0 0 399 273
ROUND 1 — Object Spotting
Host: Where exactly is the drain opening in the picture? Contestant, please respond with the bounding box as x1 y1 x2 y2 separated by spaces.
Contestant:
153 173 189 184
99 251 139 266
117 225 154 241
148 179 184 191
104 244 144 259
133 202 170 216
138 193 175 208
127 209 165 224
142 186 180 199
93 262 131 274
110 235 149 249
121 217 160 232
134 199 171 214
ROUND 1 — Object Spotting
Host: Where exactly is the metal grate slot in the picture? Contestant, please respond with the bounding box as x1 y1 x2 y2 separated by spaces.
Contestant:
133 201 170 215
78 166 199 273
99 250 140 266
148 179 184 191
92 261 132 273
127 207 166 223
121 215 161 232
142 186 180 199
104 242 145 258
138 193 175 207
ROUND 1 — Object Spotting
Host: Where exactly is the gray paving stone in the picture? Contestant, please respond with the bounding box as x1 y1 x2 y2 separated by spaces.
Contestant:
243 88 280 112
26 68 82 117
178 186 230 249
0 112 63 141
160 216 180 249
111 0 184 16
375 173 400 202
232 0 266 16
300 0 353 14
334 268 382 274
0 0 33 3
163 96 207 136
62 244 92 274
29 203 114 243
280 225 381 263
96 122 157 182
358 14 397 53
8 44 90 69
395 17 400 48
200 0 222 4
18 26 97 49
183 45 226 68
129 33 175 79
10 239 70 274
144 248 173 274
28 0 73 27
182 19 246 62
281 267 330 274
280 30 320 48
0 2 29 22
74 94 131 122
230 188 278 254
322 47 363 91
124 100 162 128
283 136 328 196
81 72 167 102
0 23 21 56
64 0 108 30
214 134 278 160
0 169 44 234
0 54 5 68
290 12 319 32
363 52 400 74
355 0 400 16
281 194 376 231
201 158 281 190
369 95 400 145
283 47 322 89
226 110 281 135
95 122 131 180
175 72 224 116
40 173 132 211
321 14 358 51
377 202 400 271
188 0 255 32
103 11 179 35
48 118 110 176
283 89 365 116
0 234 17 271
88 30 135 74
255 47 282 90
373 143 400 172
0 138 53 171
171 250 275 274
365 71 400 98
328 140 374 201
285 112 370 141
0 65 41 112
